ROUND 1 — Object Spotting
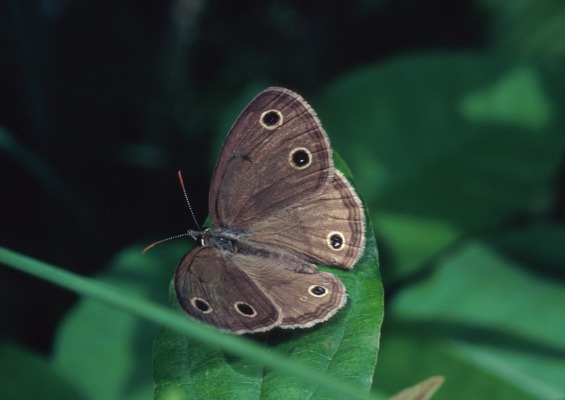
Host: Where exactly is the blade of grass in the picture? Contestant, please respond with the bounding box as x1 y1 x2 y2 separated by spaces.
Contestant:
0 246 384 400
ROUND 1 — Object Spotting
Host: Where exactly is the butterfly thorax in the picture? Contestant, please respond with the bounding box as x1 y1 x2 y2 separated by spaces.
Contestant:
200 227 242 252
201 227 318 274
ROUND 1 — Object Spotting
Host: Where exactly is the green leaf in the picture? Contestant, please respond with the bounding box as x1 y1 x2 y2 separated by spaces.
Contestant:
51 244 183 400
375 242 565 400
314 53 565 281
461 67 552 130
0 341 83 400
153 165 383 400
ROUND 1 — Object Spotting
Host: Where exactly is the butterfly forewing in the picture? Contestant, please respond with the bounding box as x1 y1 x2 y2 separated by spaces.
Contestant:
208 88 333 229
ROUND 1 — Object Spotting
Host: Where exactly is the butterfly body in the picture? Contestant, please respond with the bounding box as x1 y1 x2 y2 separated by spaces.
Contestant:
174 87 365 334
198 226 320 273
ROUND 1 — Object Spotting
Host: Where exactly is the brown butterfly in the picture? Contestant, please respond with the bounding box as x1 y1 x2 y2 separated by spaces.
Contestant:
174 87 365 334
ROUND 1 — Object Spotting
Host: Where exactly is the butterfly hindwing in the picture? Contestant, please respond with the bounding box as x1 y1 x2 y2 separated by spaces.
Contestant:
246 170 365 269
233 253 348 328
174 247 281 334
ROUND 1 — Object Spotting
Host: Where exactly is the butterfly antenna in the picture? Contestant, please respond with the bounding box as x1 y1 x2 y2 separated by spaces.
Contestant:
177 170 200 230
143 172 202 253
142 233 193 254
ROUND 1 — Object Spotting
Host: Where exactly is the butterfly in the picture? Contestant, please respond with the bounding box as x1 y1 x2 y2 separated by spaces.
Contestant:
174 87 365 334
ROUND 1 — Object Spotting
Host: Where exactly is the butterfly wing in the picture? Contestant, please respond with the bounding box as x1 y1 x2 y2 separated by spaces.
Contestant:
231 253 347 328
247 170 366 269
175 246 347 333
209 87 333 229
174 247 281 334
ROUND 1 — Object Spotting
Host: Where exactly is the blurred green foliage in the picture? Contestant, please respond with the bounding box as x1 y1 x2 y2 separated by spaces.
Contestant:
1 0 565 399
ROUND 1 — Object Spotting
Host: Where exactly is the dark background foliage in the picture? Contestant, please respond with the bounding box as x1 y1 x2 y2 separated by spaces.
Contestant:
1 0 564 399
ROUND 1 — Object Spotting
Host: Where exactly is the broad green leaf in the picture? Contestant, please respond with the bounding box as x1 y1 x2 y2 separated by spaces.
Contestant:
51 244 184 400
375 242 565 400
0 341 83 400
314 53 565 281
153 165 383 400
375 334 543 400
461 67 552 130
